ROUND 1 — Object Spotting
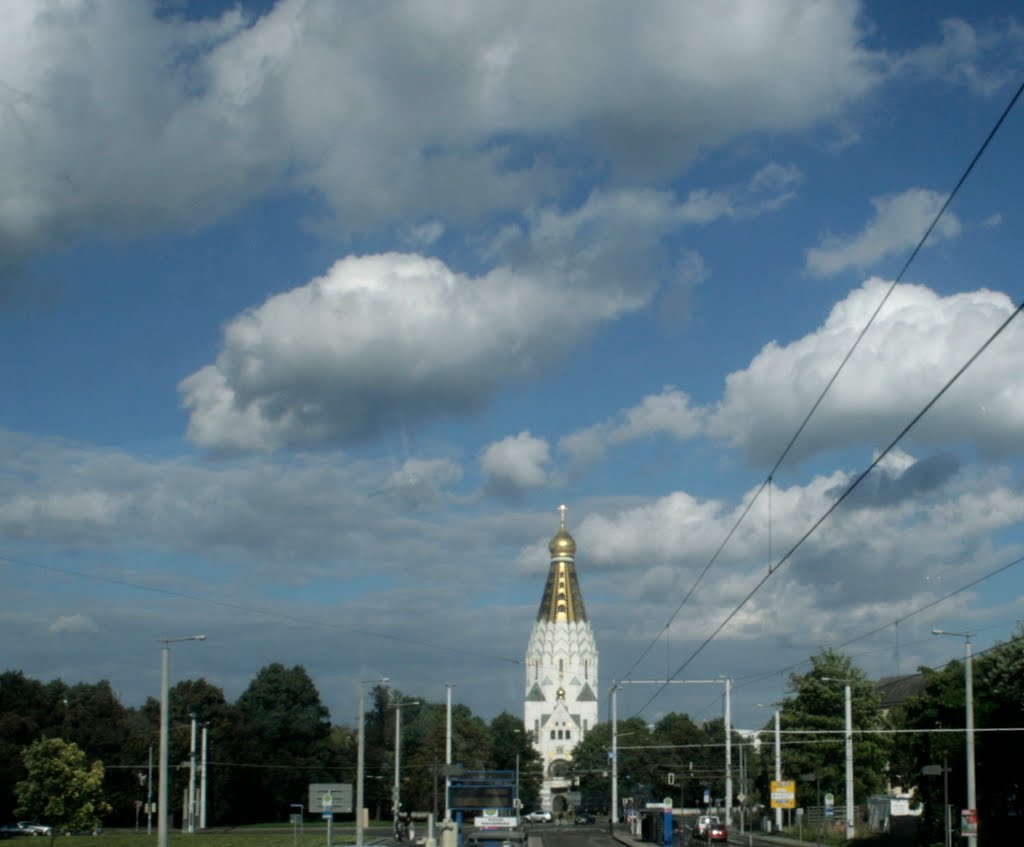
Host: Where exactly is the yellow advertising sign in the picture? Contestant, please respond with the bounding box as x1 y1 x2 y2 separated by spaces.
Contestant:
770 780 796 809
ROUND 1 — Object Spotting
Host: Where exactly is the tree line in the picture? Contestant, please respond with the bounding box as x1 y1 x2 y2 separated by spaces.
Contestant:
570 633 1024 843
4 627 1022 842
0 664 540 828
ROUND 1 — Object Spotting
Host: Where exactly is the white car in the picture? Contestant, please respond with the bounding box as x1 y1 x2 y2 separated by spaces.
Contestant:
524 810 552 823
694 815 720 836
1 822 54 837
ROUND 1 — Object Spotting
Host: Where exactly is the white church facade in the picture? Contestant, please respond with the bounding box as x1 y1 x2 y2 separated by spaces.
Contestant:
523 507 599 814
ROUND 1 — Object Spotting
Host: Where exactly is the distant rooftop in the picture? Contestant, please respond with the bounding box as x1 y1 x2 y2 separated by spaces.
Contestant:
875 673 928 709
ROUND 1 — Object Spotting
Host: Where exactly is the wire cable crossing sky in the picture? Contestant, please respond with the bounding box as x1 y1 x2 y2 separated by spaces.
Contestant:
2 0 1024 728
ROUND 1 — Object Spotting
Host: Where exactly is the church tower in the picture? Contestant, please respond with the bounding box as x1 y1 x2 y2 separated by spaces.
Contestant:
524 506 599 814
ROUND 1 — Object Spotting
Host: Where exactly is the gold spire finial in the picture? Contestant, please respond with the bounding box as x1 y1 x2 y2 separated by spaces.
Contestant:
558 504 567 529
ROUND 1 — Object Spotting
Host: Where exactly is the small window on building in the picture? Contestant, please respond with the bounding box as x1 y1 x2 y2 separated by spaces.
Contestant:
565 730 571 741
550 729 556 740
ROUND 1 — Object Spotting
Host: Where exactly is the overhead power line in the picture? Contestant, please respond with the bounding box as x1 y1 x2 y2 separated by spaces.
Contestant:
623 77 1024 715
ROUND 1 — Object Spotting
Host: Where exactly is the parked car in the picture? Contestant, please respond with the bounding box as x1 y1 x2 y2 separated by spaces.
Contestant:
524 810 552 823
0 823 54 838
574 812 595 825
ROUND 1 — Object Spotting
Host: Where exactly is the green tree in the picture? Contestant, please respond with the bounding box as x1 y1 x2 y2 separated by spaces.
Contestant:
233 664 332 822
891 626 1024 842
488 712 542 809
763 650 889 812
0 672 65 821
15 737 111 838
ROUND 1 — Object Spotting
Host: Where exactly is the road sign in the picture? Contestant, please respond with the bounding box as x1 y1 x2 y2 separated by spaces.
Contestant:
770 780 796 809
308 783 353 814
825 793 835 817
703 789 710 805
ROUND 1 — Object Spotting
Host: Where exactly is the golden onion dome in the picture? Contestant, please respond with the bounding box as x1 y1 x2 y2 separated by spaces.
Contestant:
548 527 577 557
548 504 576 556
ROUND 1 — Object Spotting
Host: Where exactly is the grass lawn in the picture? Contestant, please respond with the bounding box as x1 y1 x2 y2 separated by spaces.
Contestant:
54 823 395 847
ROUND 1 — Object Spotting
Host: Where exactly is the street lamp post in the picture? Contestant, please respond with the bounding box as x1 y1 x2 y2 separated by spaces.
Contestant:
157 635 205 847
774 709 782 831
444 683 455 822
843 683 853 842
392 700 422 837
609 683 620 831
352 680 385 847
821 677 854 841
932 629 977 847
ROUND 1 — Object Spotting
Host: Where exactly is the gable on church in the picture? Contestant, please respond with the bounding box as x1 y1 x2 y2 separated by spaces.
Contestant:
576 682 597 702
526 683 546 702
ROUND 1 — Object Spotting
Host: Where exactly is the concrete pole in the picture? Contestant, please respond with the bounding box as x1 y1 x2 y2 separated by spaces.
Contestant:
200 725 208 829
394 705 403 829
157 636 205 847
158 646 170 847
610 684 619 828
356 684 367 847
844 684 854 841
147 744 154 836
932 630 977 847
188 716 197 833
724 678 732 826
965 637 977 847
774 710 782 831
445 683 454 821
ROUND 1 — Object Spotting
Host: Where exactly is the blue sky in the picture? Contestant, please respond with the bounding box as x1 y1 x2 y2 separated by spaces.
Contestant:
3 0 1024 731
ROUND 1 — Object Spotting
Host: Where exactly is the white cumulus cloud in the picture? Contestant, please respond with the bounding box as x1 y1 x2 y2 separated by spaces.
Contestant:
481 432 551 496
560 387 705 467
180 253 636 451
709 279 1024 464
805 188 961 276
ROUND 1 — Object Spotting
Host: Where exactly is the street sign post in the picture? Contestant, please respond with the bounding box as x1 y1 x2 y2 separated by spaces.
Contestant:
770 780 796 810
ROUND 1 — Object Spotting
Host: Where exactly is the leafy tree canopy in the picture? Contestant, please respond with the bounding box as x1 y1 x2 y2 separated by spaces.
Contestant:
15 737 111 836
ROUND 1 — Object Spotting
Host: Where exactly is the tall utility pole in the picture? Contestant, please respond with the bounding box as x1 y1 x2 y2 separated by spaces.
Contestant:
613 679 733 824
444 683 455 822
188 715 197 833
609 683 620 829
200 724 208 829
821 677 855 841
774 710 782 831
147 745 154 835
844 684 854 842
392 701 421 834
157 635 205 847
356 677 389 847
933 630 977 847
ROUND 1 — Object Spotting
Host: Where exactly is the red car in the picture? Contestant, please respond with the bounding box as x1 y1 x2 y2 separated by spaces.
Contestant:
706 821 728 842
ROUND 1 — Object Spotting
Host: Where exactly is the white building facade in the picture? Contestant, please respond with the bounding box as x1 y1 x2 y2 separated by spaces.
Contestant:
524 507 599 815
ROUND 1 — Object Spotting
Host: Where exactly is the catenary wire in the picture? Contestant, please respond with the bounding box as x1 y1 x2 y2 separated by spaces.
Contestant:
632 297 1024 717
616 76 1024 695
